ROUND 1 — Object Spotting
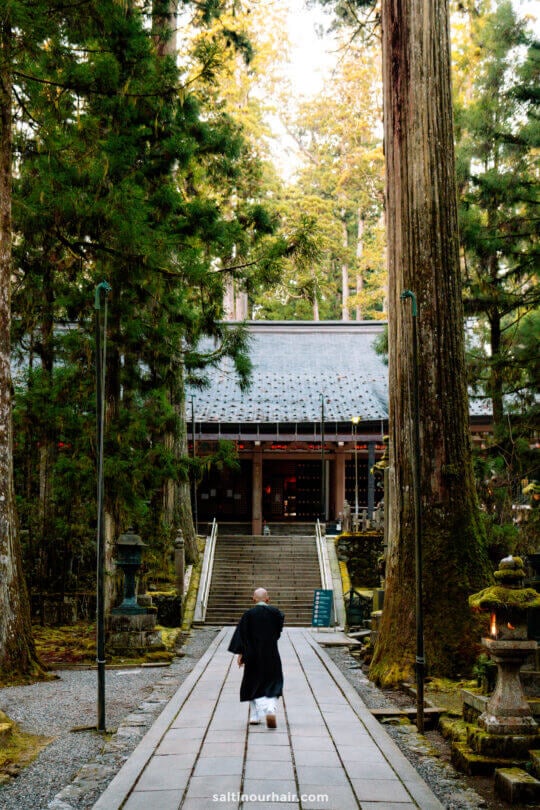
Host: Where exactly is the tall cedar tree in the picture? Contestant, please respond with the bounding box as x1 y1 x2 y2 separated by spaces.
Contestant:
11 0 293 603
368 0 492 684
455 1 539 552
0 0 58 679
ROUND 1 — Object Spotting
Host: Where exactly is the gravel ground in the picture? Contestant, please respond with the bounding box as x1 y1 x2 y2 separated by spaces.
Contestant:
0 626 220 810
325 646 511 810
0 628 518 810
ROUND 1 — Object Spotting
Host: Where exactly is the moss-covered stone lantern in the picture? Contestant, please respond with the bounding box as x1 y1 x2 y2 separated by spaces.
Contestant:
469 555 540 739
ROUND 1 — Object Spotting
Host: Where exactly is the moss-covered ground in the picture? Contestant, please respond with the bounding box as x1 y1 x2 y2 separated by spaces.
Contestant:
30 621 179 669
0 711 51 785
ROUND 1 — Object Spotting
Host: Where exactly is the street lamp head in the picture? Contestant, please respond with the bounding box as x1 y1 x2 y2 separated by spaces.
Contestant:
351 416 361 425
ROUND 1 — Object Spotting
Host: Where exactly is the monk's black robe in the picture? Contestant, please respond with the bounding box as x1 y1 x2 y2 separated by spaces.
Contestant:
228 604 284 702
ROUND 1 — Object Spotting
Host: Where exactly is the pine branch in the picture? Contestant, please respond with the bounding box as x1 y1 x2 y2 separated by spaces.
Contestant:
12 70 177 99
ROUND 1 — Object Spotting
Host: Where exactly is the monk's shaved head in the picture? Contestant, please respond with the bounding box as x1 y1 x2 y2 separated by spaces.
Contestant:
253 587 269 603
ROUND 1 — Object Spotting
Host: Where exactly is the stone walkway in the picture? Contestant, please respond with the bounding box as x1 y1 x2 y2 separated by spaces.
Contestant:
93 628 444 810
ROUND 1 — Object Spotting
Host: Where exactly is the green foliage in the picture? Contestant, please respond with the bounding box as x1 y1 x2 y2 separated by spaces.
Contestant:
455 2 539 557
9 0 295 593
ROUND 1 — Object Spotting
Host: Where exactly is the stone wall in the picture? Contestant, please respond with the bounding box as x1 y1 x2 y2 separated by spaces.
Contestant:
336 532 384 588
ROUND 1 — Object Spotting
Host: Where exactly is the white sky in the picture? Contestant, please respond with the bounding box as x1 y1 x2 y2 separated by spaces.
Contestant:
284 0 539 91
283 0 337 98
269 0 539 178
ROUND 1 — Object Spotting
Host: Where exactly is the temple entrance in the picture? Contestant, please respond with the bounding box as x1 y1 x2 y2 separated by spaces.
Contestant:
263 460 323 521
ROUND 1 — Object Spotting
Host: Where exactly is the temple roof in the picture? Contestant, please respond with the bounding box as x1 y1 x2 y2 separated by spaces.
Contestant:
188 321 492 426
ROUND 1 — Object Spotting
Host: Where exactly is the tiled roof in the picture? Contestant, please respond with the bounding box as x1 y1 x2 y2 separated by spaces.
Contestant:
188 321 493 425
191 321 384 424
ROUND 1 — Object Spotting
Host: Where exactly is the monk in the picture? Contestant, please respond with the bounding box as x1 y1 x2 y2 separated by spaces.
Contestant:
228 587 284 728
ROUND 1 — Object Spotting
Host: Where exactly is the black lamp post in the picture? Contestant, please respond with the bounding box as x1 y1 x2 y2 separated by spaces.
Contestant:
112 528 147 615
94 280 110 733
351 416 361 530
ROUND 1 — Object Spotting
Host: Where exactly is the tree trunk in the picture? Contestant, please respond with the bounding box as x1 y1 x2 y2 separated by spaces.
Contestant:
0 19 43 679
173 359 198 564
151 0 198 564
370 0 491 686
355 212 365 321
37 263 56 589
103 318 122 614
152 0 178 59
341 215 349 320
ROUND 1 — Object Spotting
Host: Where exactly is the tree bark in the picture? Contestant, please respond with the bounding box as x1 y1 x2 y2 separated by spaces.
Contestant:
152 0 178 59
341 216 349 320
151 0 198 565
370 0 491 685
355 212 365 321
0 18 43 679
173 359 198 564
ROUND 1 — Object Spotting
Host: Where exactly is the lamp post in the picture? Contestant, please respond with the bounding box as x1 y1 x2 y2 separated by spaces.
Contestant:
94 280 110 733
320 393 326 521
191 395 198 536
351 416 361 531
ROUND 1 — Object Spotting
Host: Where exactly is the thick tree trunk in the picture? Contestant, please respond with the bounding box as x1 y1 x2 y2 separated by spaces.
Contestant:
0 21 43 679
370 0 491 685
173 360 198 564
151 0 198 564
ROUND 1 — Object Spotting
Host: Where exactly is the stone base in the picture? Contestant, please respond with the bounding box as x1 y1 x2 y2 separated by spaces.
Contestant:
467 725 540 759
494 767 540 804
478 711 538 736
106 611 166 655
149 593 182 627
462 689 540 723
531 749 540 779
451 741 528 777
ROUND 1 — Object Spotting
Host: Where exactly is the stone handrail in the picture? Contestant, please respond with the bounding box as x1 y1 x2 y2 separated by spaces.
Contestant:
193 518 218 623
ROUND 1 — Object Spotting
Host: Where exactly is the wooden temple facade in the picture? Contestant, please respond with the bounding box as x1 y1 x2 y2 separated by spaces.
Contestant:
188 321 492 535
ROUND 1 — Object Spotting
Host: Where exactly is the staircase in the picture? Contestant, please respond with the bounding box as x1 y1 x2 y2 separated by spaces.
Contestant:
204 534 322 626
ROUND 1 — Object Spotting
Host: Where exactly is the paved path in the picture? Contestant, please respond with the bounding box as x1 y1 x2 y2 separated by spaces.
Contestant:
93 628 444 810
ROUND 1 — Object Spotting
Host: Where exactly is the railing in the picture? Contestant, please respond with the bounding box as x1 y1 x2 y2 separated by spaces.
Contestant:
315 519 333 592
316 519 342 627
193 518 218 623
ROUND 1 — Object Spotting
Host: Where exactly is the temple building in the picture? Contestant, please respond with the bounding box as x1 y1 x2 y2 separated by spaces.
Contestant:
189 320 491 534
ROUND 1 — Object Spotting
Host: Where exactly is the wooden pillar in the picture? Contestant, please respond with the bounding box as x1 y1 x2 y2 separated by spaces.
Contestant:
334 446 346 522
368 442 376 518
252 445 263 535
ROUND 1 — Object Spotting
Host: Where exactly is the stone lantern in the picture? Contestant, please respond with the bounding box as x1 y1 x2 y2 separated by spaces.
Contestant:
112 528 147 615
107 529 165 656
469 555 540 741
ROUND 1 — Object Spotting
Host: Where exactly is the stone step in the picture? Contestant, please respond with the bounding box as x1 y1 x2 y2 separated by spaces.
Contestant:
451 740 528 777
207 591 320 599
207 599 316 605
209 575 320 581
531 750 540 780
204 533 321 626
494 767 540 804
205 611 314 619
213 559 318 563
